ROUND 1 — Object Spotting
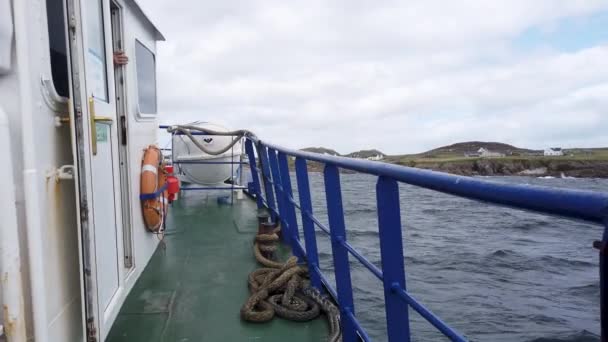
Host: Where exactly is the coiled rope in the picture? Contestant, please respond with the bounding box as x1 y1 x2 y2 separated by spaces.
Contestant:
241 227 342 341
303 287 343 342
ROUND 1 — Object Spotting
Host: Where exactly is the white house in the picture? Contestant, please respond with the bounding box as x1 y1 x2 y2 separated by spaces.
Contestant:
367 154 384 161
544 148 564 156
478 147 505 158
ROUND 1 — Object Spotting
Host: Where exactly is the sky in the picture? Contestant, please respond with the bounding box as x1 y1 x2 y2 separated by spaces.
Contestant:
145 1 608 155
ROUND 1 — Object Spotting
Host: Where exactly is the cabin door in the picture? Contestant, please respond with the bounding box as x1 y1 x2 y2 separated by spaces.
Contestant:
77 0 125 339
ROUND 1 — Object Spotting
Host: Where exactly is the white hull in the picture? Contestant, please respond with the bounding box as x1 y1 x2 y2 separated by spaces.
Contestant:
176 154 240 185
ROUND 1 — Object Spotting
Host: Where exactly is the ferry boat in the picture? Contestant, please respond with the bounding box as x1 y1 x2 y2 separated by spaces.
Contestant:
1 1 607 342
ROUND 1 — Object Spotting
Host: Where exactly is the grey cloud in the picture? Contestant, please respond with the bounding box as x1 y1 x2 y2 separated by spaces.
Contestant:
149 1 608 154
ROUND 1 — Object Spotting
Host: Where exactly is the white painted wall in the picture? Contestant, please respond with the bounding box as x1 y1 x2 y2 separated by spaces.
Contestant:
8 0 81 340
69 0 163 340
120 0 162 289
1 0 163 341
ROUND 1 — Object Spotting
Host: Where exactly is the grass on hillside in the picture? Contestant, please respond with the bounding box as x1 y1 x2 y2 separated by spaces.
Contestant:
386 149 608 165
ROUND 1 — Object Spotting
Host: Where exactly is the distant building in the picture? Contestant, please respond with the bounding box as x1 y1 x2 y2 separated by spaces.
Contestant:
347 150 385 160
544 148 564 156
477 147 505 158
367 154 384 161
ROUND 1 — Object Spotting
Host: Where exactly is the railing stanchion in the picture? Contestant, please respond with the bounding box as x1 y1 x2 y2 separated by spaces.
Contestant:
598 222 608 342
244 139 264 208
376 176 410 341
244 139 607 342
278 152 304 259
295 157 322 289
257 144 277 219
324 164 357 342
268 148 289 243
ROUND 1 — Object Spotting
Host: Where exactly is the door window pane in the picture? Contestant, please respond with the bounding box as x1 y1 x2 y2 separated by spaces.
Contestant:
46 0 69 97
86 0 109 102
135 40 157 114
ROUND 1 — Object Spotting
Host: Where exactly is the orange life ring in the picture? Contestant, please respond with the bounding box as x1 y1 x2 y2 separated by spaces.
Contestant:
140 145 168 232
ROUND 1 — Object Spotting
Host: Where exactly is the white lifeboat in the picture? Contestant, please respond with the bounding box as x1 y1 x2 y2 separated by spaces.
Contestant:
171 122 242 185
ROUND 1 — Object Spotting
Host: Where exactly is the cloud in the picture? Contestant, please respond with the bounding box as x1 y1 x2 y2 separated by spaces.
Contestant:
146 1 608 154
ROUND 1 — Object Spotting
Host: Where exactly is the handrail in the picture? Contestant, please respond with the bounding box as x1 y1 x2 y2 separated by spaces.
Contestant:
241 136 607 342
260 140 608 224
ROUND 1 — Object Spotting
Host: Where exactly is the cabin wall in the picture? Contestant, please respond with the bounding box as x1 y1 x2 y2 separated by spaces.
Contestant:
0 26 31 339
69 1 162 339
1 0 162 340
3 0 82 341
66 0 162 338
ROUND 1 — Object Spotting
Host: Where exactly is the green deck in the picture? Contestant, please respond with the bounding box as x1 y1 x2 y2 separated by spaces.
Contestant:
107 192 328 342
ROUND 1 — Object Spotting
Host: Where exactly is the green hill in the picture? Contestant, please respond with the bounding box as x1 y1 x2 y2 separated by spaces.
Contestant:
301 147 341 156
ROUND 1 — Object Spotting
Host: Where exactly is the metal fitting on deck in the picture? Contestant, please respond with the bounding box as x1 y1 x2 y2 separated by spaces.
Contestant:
593 240 607 254
257 208 271 225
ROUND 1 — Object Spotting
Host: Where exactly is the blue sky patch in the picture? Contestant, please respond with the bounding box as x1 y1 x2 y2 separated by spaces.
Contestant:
514 10 608 52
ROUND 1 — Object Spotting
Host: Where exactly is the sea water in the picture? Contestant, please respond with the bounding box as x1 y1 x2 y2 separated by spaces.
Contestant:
295 174 606 342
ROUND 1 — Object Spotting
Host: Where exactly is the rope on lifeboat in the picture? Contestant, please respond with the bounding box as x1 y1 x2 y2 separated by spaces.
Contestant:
166 125 257 156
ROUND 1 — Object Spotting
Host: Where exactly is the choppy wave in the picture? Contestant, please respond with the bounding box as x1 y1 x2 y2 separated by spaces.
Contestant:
308 174 605 341
527 330 599 342
566 282 600 298
348 230 379 238
510 219 551 230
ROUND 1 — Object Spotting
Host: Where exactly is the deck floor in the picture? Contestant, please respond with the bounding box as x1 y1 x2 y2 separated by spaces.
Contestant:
107 192 328 342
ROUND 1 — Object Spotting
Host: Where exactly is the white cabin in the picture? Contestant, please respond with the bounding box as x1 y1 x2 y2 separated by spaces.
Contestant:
367 154 384 161
0 1 164 341
544 148 564 156
477 147 505 158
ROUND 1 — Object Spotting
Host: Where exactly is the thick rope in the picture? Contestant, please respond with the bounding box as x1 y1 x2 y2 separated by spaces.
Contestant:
303 287 342 342
166 125 257 156
242 250 315 322
240 227 342 341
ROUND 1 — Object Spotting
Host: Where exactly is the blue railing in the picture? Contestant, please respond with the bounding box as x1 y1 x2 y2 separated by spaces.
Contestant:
242 137 608 342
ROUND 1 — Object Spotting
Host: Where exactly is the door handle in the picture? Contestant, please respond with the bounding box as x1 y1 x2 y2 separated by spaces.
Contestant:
89 98 114 155
94 116 114 123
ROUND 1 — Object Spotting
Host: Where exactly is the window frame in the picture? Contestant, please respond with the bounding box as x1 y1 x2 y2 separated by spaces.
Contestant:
134 38 158 119
86 0 110 103
45 0 70 99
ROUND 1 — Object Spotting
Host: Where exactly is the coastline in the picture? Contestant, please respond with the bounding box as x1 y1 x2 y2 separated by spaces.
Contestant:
393 158 608 178
296 158 608 178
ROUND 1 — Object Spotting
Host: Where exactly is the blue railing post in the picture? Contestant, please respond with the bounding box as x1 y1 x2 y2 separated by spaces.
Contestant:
257 144 277 218
278 152 304 259
376 176 410 342
598 222 608 342
324 164 357 342
295 157 322 289
244 139 263 209
268 148 290 243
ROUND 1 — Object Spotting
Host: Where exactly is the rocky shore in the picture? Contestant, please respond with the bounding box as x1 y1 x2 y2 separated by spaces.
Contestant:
396 158 608 178
296 142 608 178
